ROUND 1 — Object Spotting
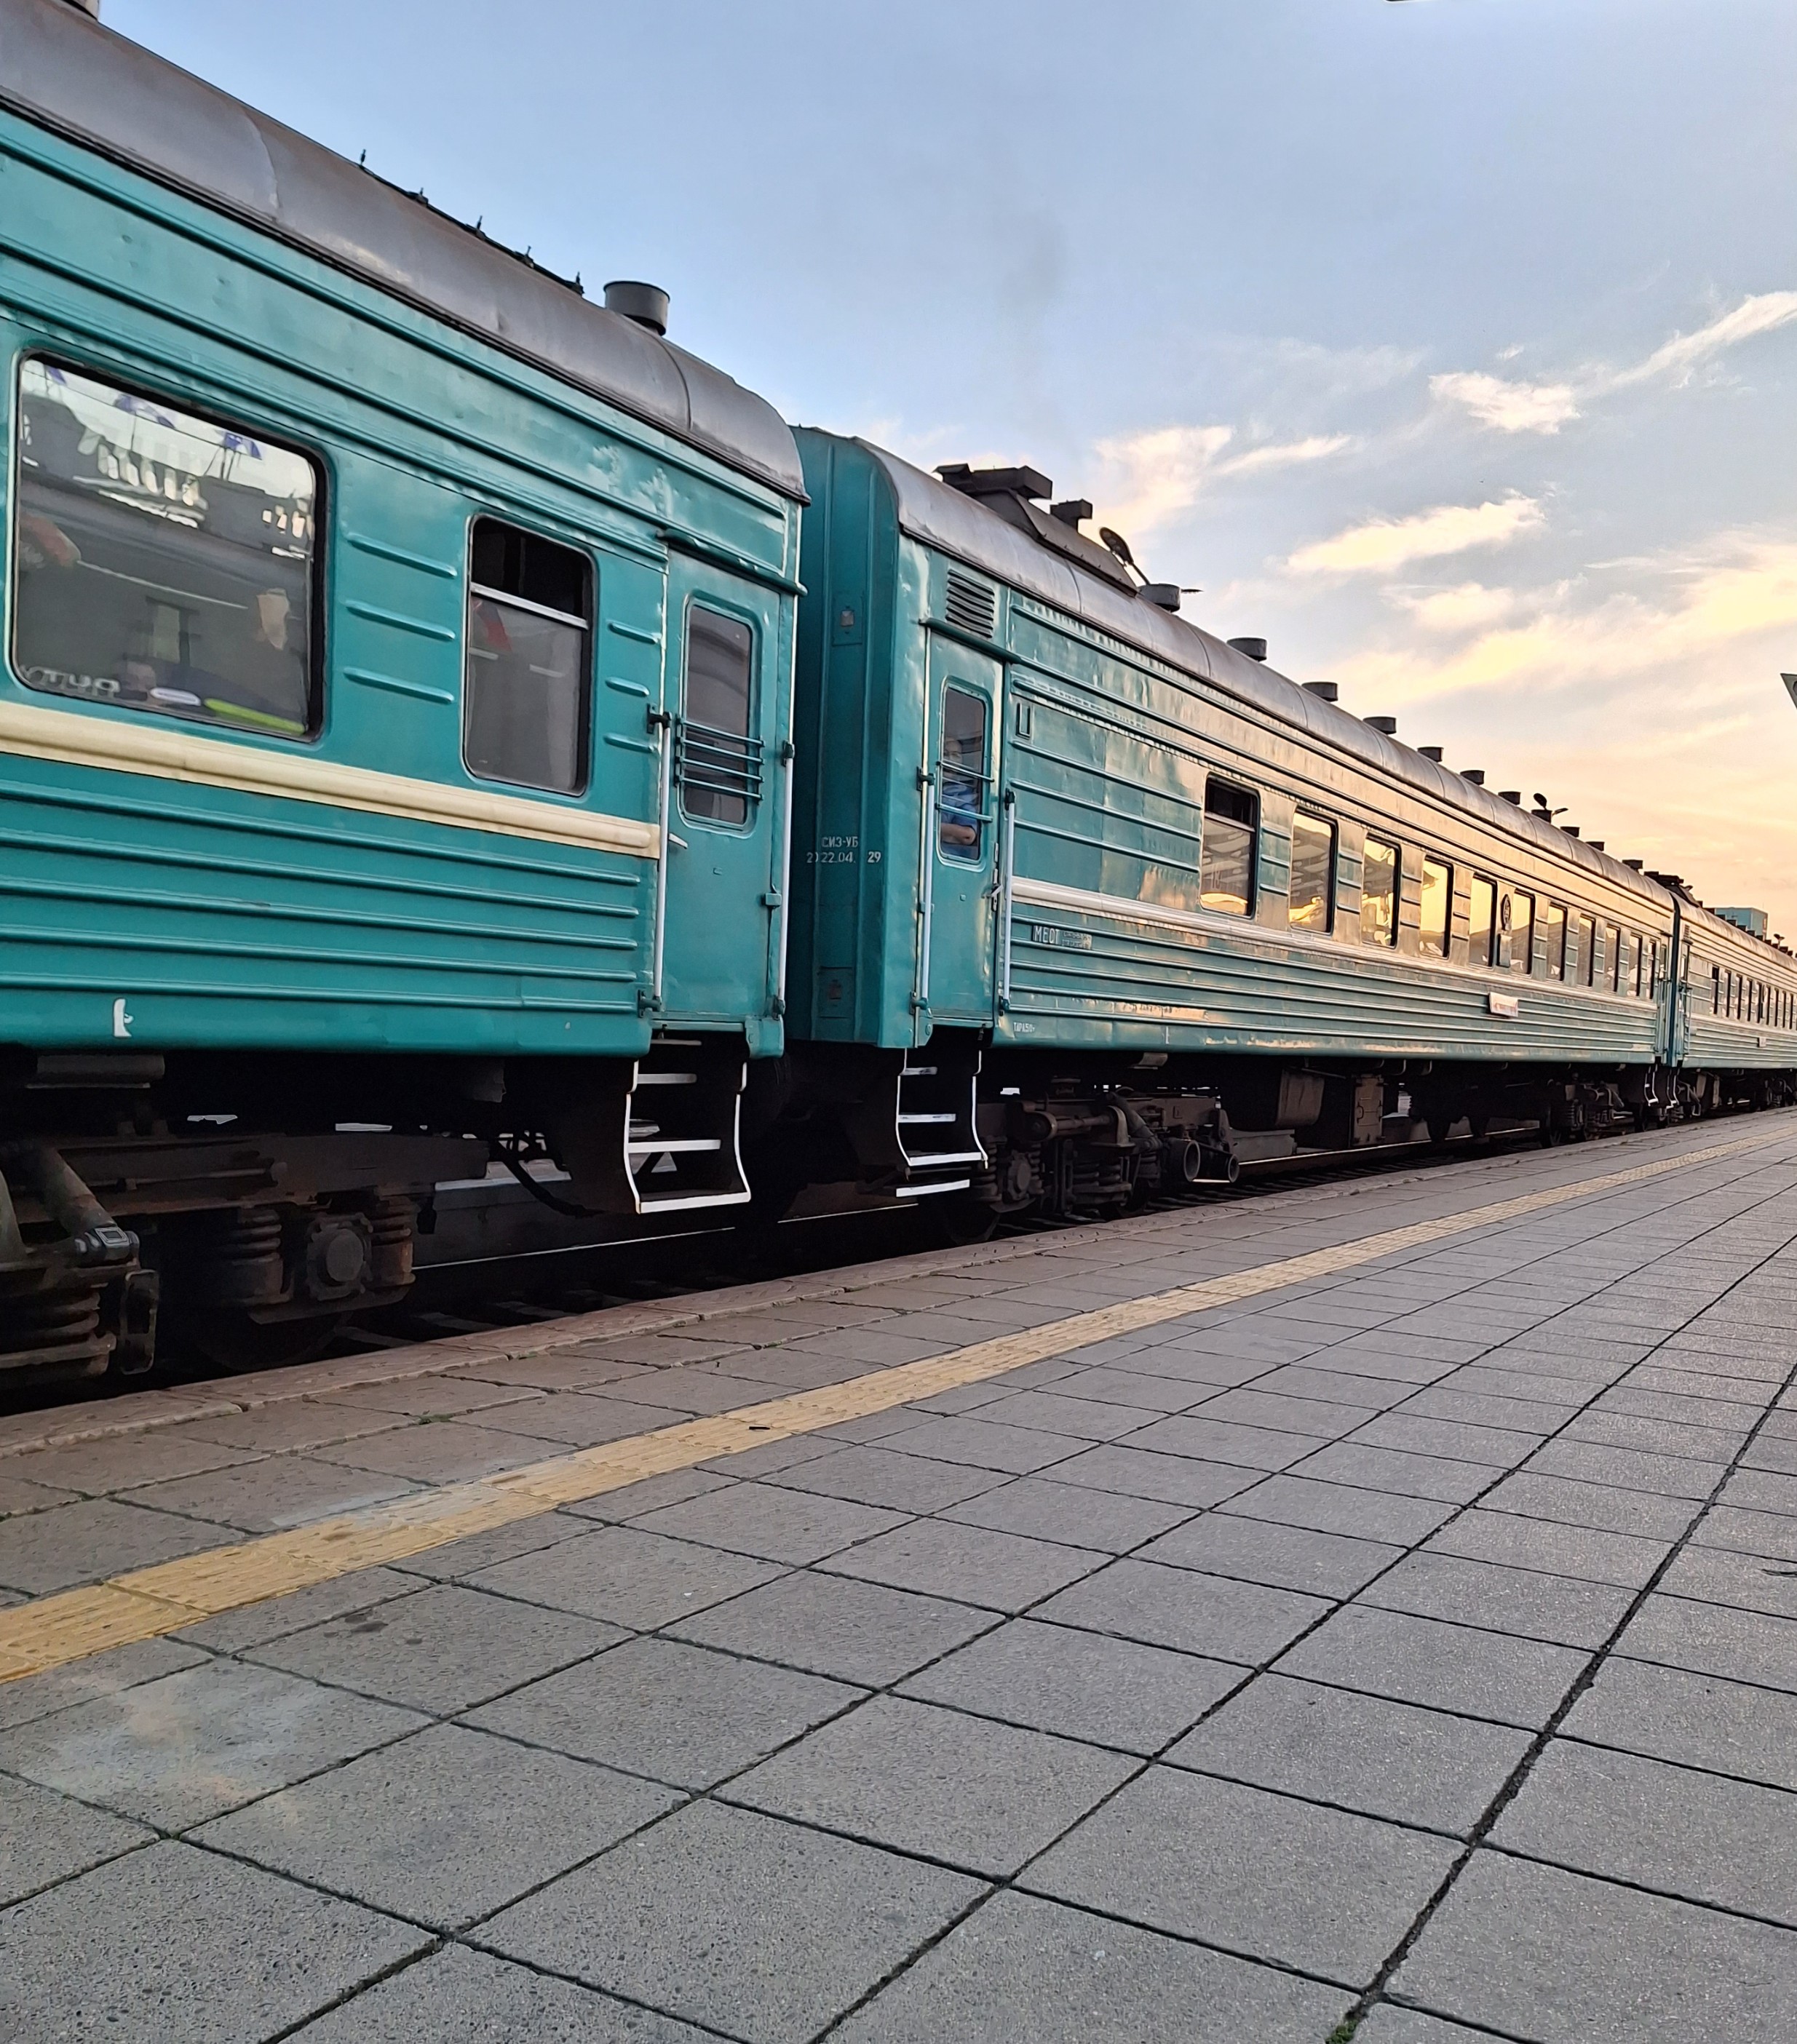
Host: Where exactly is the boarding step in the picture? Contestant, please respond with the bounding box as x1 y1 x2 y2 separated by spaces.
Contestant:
625 1036 750 1214
894 1051 985 1186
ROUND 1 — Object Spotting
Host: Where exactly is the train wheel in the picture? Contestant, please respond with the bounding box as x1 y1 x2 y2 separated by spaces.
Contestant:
179 1311 344 1373
929 1195 1000 1246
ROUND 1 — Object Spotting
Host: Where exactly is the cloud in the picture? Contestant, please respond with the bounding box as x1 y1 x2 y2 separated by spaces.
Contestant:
1614 290 1797 388
1090 423 1349 536
1288 493 1545 576
1430 370 1580 434
1218 434 1354 479
1389 581 1523 634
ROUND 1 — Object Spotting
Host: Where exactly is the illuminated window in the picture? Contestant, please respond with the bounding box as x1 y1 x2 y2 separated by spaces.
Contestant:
1200 779 1258 916
1361 836 1399 946
1289 812 1336 933
1419 857 1451 960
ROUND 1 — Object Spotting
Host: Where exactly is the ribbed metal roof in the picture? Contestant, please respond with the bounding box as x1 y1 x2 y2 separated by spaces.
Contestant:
0 0 804 499
865 442 1667 910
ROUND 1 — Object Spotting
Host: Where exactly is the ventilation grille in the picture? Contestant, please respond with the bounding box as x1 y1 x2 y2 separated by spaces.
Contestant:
943 570 997 639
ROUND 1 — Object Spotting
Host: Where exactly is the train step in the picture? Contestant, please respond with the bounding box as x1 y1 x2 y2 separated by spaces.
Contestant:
626 1037 751 1214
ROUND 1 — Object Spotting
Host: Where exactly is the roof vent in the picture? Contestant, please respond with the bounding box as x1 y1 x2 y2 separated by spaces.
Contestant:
1625 858 1644 870
1499 790 1523 805
1141 584 1181 612
603 280 669 335
937 464 1053 502
1589 840 1605 851
1419 746 1444 763
943 570 997 639
1050 499 1092 527
1365 715 1398 736
1462 768 1485 784
1563 824 1581 838
1228 637 1268 661
1302 681 1338 702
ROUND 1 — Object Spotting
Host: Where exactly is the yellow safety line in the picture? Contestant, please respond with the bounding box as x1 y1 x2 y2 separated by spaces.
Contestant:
0 1125 1787 1685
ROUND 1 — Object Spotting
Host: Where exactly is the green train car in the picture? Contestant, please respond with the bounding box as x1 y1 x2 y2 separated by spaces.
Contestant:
0 0 803 1372
772 437 1797 1227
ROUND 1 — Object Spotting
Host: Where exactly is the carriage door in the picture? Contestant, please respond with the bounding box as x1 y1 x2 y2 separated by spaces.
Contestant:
917 637 999 1029
657 560 783 1027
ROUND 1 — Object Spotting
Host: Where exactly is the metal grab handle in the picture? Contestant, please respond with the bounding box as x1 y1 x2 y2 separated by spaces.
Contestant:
914 768 936 1014
650 708 674 1005
997 790 1017 1011
773 740 796 1014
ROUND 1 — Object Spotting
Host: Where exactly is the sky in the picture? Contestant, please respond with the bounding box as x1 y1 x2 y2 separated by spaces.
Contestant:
108 0 1797 935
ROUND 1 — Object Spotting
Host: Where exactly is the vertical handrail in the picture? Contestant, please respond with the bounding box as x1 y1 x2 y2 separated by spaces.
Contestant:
650 708 674 1005
997 789 1017 1011
773 741 796 1014
914 767 937 1014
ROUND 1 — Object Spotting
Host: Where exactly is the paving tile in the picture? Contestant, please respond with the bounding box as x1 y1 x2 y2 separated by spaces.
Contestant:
0 1773 152 1907
1218 1474 1456 1545
1391 1846 1797 2043
560 1467 737 1522
467 1635 856 1789
250 1580 620 1712
1184 1386 1381 1438
0 1839 429 2043
475 1391 687 1447
1496 1738 1797 1927
481 1799 983 2044
1617 1593 1797 1693
1168 1672 1530 1834
1563 1409 1753 1459
1288 1443 1494 1504
1400 1386 1581 1433
874 1413 1086 1474
15 1428 258 1498
900 1616 1240 1754
822 1516 1100 1611
1655 1542 1797 1622
1045 1443 1258 1509
1524 1439 1724 1500
969 1387 1165 1441
1141 1513 1400 1598
727 1693 1133 1875
119 1455 421 1535
389 1509 589 1583
669 1570 995 1687
1276 1605 1587 1728
316 1417 557 1484
1349 1412 1546 1466
936 1475 1192 1552
174 1564 421 1654
288 1944 710 2042
466 1522 781 1630
330 1376 552 1419
1354 2012 1500 2044
0 1469 77 1518
832 1887 1352 2043
1721 1468 1797 1515
582 1367 793 1416
629 1480 905 1564
1424 1507 1671 1588
1565 1655 1797 1792
1048 1366 1210 1412
1123 1413 1331 1471
198 1721 675 1930
1034 1557 1328 1664
0 1494 228 1594
0 1634 207 1733
1477 1468 1698 1539
0 1655 424 1829
1697 1504 1797 1564
1023 1765 1458 1987
755 1443 1002 1514
1362 1551 1635 1649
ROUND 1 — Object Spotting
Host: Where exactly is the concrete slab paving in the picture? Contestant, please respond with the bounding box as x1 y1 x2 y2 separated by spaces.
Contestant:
5 1116 1797 2039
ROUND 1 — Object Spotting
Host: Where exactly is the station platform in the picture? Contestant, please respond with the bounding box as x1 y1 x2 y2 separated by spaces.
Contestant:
4 1116 1797 2043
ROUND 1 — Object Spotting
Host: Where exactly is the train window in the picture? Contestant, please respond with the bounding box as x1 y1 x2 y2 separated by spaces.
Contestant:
1539 901 1567 979
1201 779 1258 915
1289 812 1336 933
937 685 989 862
1571 912 1595 985
1605 925 1622 992
1468 875 1498 966
680 605 758 827
465 520 591 795
1361 836 1399 945
12 358 320 739
1419 857 1451 959
1712 966 1722 1014
1504 889 1534 974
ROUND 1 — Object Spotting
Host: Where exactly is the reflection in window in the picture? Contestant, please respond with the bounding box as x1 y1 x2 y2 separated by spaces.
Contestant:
1200 779 1257 916
937 685 989 862
1571 913 1595 986
12 358 318 738
1539 902 1567 979
1289 812 1335 933
1606 926 1622 992
681 606 758 827
1468 875 1498 967
1504 889 1534 974
1361 837 1398 946
464 519 590 794
1419 856 1451 960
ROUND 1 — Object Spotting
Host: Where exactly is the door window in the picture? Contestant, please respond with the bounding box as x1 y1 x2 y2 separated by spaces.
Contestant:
937 685 989 862
680 605 758 827
13 357 319 739
465 518 591 793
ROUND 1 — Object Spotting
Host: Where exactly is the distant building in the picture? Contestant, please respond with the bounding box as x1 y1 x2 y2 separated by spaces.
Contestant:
1716 907 1770 938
